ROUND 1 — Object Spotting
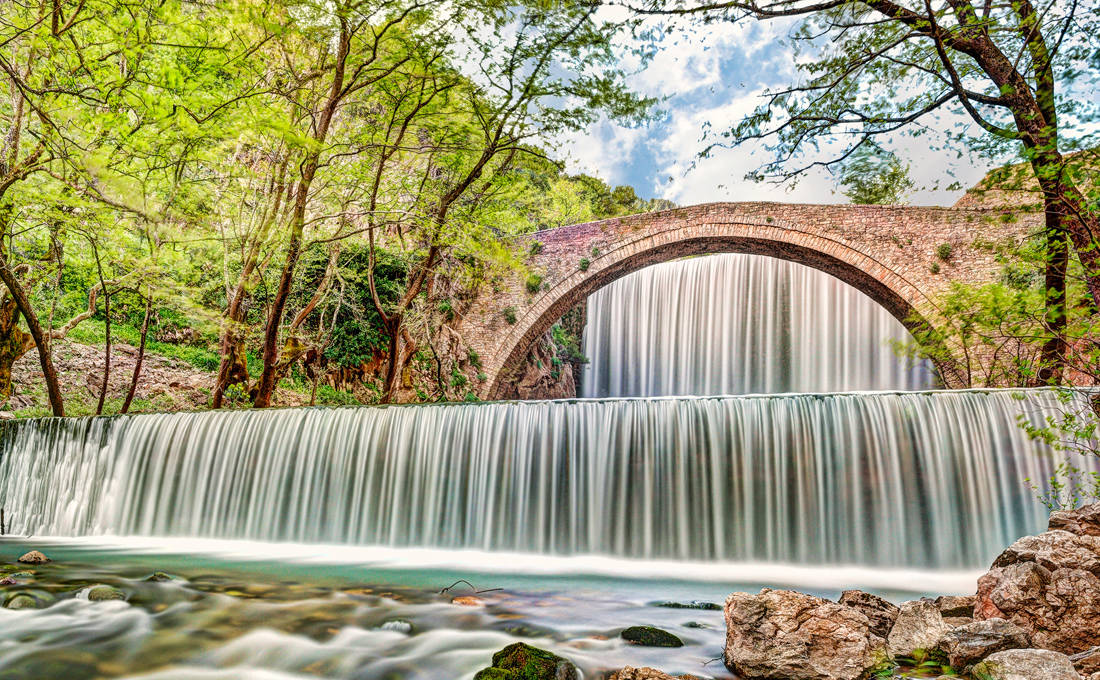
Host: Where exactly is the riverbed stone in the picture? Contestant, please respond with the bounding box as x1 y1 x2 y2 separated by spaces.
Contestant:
607 668 703 680
838 590 899 639
935 618 1030 669
4 593 38 609
971 649 1082 680
724 588 887 680
620 626 683 647
1070 646 1100 675
17 550 49 564
473 643 578 680
86 585 126 602
975 527 1100 654
887 599 949 659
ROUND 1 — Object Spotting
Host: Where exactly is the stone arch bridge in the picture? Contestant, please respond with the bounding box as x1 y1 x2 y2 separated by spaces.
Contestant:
455 202 1040 398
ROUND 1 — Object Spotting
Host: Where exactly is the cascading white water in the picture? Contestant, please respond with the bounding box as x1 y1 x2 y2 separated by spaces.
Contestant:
581 254 936 398
0 390 1088 569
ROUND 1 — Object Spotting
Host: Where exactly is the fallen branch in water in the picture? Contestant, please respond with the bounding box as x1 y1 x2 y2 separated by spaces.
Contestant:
438 579 503 595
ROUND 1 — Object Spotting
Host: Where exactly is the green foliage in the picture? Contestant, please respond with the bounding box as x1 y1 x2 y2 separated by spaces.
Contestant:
579 257 590 271
525 274 543 294
1026 461 1100 511
936 243 953 261
467 347 482 369
550 323 587 364
314 385 361 407
502 307 517 325
929 262 941 274
439 300 455 322
837 144 915 205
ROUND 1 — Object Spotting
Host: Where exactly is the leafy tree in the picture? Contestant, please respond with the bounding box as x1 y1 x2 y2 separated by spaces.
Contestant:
837 143 915 205
632 0 1100 382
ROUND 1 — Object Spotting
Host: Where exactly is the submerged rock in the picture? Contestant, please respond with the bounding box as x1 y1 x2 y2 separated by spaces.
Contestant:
936 618 1030 669
971 648 1082 680
887 600 950 659
145 572 173 582
607 667 703 680
86 585 126 602
976 504 1100 655
649 600 721 611
451 595 484 606
473 642 577 680
620 626 683 648
4 593 38 610
838 590 899 639
17 551 49 565
724 588 887 680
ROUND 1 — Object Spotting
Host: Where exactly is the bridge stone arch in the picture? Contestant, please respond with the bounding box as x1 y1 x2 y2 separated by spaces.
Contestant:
455 202 1036 399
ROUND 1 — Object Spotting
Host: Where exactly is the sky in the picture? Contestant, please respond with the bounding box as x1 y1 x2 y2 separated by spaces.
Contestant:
558 18 997 208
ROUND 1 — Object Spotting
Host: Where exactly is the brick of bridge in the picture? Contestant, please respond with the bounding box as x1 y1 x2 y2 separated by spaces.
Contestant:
454 202 1041 398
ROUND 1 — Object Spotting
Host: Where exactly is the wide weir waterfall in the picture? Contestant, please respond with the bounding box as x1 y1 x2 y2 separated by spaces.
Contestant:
582 254 937 397
0 390 1087 572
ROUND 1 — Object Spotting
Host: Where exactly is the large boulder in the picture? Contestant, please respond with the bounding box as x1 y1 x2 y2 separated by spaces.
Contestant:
935 618 1031 669
1070 647 1100 676
724 588 887 680
473 643 577 680
620 626 683 648
886 599 949 658
838 590 899 639
971 649 1082 680
935 595 976 618
976 504 1100 655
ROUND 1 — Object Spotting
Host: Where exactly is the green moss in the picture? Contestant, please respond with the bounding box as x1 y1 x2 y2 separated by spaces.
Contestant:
473 643 577 680
620 625 683 647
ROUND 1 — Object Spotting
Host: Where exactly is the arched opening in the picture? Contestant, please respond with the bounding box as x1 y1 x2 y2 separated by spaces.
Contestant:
489 231 955 399
579 253 938 397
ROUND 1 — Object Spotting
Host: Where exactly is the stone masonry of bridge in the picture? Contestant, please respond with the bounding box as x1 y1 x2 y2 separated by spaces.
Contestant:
454 202 1043 398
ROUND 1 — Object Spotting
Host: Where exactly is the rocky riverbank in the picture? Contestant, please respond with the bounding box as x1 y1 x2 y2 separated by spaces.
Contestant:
473 503 1100 680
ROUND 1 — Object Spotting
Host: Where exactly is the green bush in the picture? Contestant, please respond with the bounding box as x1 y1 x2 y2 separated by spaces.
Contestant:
525 273 543 293
936 243 953 261
502 306 517 324
579 257 590 271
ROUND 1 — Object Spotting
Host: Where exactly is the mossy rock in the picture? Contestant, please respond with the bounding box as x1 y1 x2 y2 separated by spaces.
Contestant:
145 572 173 583
4 593 39 610
87 585 126 602
473 642 577 680
620 626 684 648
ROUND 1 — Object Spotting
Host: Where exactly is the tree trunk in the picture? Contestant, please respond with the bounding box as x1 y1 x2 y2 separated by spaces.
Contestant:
0 250 64 416
120 294 152 414
381 319 402 404
1037 198 1067 385
0 295 35 403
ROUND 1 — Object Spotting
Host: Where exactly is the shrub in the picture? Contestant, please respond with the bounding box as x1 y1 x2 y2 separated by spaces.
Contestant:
525 273 543 293
936 243 953 261
579 257 590 271
930 262 941 274
502 306 517 324
467 347 482 369
528 241 544 256
438 299 455 321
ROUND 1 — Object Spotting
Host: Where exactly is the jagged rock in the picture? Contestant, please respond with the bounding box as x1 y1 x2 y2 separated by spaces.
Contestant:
971 649 1082 680
620 626 683 647
724 588 887 680
887 599 949 658
976 527 1100 654
607 668 703 680
936 618 1031 669
935 595 976 618
1070 646 1100 675
1049 504 1100 537
944 616 974 627
17 551 49 564
838 590 899 639
473 643 577 680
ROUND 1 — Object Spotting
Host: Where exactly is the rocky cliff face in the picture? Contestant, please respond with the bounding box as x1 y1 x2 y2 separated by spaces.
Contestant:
496 331 577 400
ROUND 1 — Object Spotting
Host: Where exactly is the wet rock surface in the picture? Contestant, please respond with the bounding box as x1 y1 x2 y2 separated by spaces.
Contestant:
620 626 684 648
473 642 578 680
